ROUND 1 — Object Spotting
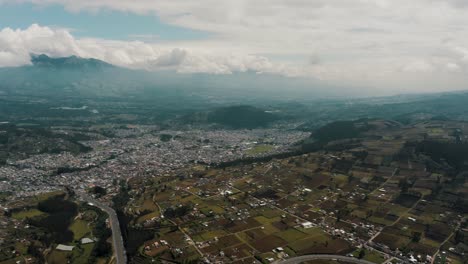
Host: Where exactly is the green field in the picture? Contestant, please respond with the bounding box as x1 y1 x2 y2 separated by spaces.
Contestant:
136 211 160 224
12 208 45 220
288 231 330 252
69 219 92 240
275 228 308 243
193 230 228 242
47 250 70 264
71 244 94 264
352 249 386 263
247 144 274 155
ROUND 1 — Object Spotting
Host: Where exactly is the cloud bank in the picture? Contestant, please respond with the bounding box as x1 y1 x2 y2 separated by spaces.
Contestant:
0 24 285 75
2 0 468 94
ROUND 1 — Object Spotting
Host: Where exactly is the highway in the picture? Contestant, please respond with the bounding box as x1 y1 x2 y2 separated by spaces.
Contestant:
274 255 377 264
81 196 127 264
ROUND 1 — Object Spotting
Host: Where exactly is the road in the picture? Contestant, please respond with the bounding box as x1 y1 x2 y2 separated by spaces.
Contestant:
152 197 204 257
430 218 464 264
274 254 377 264
81 196 127 264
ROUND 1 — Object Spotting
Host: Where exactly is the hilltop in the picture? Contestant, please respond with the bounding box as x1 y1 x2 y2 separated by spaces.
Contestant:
30 54 114 69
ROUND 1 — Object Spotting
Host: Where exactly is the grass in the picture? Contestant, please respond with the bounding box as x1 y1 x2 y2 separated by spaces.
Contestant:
194 230 228 242
136 211 160 224
47 250 70 264
82 210 98 221
254 215 277 225
298 227 326 236
351 209 368 219
14 242 28 255
36 191 65 202
288 231 330 252
12 208 45 220
275 228 308 243
261 223 281 235
71 244 94 264
205 205 225 214
261 208 282 218
421 237 441 248
334 174 349 187
352 249 386 263
368 216 393 226
247 144 274 155
140 199 158 211
69 219 92 240
374 232 410 250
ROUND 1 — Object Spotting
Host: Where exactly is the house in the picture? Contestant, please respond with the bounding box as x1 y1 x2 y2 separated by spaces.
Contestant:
56 244 74 251
301 221 313 228
81 238 94 244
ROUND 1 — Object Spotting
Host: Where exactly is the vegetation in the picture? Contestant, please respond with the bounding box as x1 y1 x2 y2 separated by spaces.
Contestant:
89 186 107 198
415 140 468 171
26 195 78 245
0 124 91 164
312 120 373 144
207 105 278 129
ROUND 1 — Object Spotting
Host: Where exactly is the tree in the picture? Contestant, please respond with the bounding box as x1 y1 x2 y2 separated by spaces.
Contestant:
366 210 373 219
363 194 369 201
399 177 409 193
358 249 366 259
89 186 106 197
412 232 422 243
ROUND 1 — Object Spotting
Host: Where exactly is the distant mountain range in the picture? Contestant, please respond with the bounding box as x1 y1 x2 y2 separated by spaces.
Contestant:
1 54 468 124
30 54 114 69
0 54 364 102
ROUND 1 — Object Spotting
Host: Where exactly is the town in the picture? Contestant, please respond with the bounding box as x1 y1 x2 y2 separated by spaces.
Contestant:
0 127 309 198
2 119 467 264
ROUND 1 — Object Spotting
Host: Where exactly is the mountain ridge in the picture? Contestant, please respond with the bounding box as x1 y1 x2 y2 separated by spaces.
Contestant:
30 54 114 69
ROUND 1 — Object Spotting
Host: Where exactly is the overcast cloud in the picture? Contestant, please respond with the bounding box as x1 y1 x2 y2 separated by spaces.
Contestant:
1 0 468 94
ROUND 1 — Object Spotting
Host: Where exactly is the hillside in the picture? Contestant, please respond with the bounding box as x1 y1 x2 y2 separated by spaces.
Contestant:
177 105 278 129
0 124 91 164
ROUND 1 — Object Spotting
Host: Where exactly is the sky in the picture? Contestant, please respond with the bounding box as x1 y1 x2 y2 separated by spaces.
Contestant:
1 0 468 95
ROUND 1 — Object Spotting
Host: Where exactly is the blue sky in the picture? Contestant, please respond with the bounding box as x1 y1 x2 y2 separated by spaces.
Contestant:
0 2 208 41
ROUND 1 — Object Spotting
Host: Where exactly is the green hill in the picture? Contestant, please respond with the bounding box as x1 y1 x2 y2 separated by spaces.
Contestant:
207 105 279 129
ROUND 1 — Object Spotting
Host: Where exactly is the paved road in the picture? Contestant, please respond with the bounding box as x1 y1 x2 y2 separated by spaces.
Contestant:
274 255 377 264
81 196 127 264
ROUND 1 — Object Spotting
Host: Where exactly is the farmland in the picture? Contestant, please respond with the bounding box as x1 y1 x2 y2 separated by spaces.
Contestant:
116 120 468 263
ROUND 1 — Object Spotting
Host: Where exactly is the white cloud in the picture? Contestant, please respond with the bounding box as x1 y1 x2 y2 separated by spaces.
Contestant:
2 0 468 93
402 60 435 73
0 24 82 66
0 24 289 75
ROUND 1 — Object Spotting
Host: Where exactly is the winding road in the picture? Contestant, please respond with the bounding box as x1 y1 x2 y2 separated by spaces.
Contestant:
81 196 127 264
274 255 377 264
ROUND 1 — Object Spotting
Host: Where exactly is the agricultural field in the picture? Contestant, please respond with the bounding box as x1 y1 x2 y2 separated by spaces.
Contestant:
120 120 468 263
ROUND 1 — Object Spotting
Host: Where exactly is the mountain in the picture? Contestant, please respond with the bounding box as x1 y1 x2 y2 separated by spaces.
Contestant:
30 54 113 69
2 54 468 113
0 54 360 102
0 54 148 98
